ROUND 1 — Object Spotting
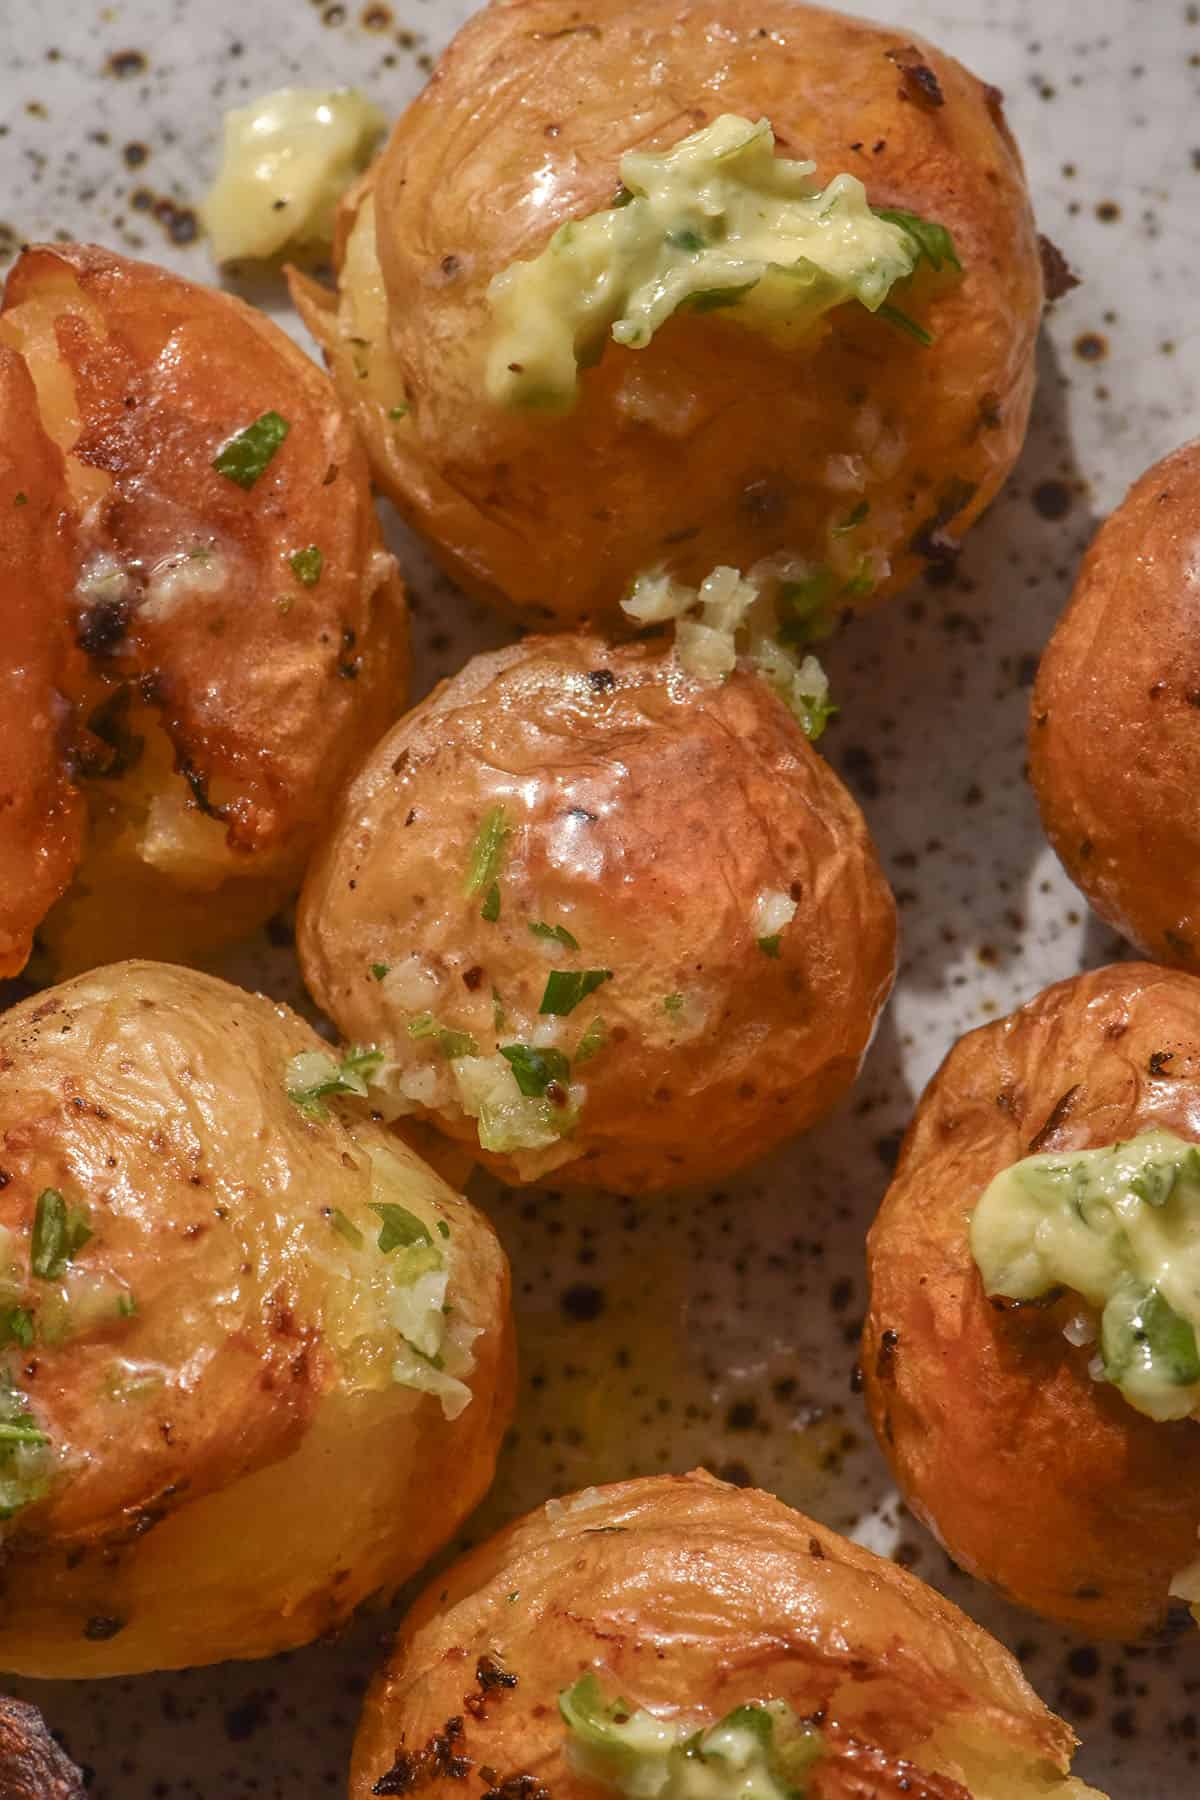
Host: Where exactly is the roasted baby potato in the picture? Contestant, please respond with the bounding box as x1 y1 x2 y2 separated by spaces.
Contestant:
0 243 408 978
1030 440 1200 969
291 0 1043 630
297 633 896 1193
350 1470 1105 1800
0 1698 85 1800
0 349 84 979
0 960 514 1677
864 960 1200 1640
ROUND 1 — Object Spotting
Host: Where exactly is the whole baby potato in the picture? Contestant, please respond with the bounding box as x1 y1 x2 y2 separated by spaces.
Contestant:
291 0 1043 629
1030 441 1200 969
0 243 408 978
350 1470 1105 1800
298 634 897 1194
0 961 514 1677
0 348 84 979
864 961 1200 1640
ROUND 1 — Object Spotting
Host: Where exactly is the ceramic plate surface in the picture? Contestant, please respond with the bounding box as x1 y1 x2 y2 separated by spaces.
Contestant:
2 0 1197 1793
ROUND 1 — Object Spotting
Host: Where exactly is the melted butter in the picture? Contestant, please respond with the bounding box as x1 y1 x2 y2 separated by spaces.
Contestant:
203 87 386 263
486 114 920 411
971 1129 1200 1421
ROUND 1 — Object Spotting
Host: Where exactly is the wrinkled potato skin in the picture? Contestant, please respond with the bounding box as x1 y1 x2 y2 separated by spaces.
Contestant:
299 636 896 1193
864 962 1200 1640
0 244 408 975
350 1472 1103 1800
0 962 514 1676
0 350 84 978
0 1697 86 1800
1030 442 1200 970
293 0 1042 629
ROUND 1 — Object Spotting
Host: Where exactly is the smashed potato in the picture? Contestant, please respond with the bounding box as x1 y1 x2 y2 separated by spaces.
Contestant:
291 0 1043 629
0 1698 85 1800
864 961 1200 1640
0 961 513 1677
0 243 408 977
350 1470 1105 1800
297 633 896 1193
1030 440 1200 969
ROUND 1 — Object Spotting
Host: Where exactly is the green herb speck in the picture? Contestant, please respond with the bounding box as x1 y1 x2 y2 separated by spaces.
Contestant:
212 410 290 488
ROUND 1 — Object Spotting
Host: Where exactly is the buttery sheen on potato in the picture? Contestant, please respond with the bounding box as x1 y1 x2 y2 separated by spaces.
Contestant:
290 0 1043 629
350 1471 1105 1800
1030 440 1200 969
298 634 896 1194
0 243 408 978
0 961 513 1677
864 961 1200 1640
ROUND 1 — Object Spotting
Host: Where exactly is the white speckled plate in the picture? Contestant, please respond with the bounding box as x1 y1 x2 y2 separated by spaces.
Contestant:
2 1 1197 1794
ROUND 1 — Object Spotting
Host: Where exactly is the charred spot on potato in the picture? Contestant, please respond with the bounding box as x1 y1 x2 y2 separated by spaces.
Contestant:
374 1716 473 1793
1148 1050 1176 1077
910 479 978 563
1025 1083 1082 1152
1037 233 1080 302
481 1778 550 1800
874 1328 899 1385
586 669 615 692
886 44 945 110
82 1614 126 1640
76 596 130 659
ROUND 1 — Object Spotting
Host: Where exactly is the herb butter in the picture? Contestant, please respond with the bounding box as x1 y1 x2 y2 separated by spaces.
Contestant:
203 87 386 263
486 113 949 410
559 1676 824 1800
971 1129 1200 1421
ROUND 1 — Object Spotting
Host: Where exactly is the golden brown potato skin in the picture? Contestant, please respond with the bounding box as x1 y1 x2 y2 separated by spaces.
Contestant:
1030 441 1200 969
292 0 1042 629
864 961 1200 1640
0 351 84 978
0 1698 85 1800
0 243 408 976
298 635 896 1193
0 961 514 1677
350 1471 1103 1800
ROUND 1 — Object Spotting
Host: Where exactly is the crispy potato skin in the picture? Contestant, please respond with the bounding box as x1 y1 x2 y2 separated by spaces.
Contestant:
0 1698 85 1800
1030 441 1200 969
293 0 1042 629
350 1471 1103 1800
0 351 85 978
0 243 408 975
864 961 1200 1640
0 961 514 1676
298 636 896 1193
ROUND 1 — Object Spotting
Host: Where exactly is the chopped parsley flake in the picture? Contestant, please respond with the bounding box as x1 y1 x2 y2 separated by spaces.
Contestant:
465 806 511 912
529 920 580 951
116 1293 138 1318
877 301 934 347
13 492 28 507
757 934 782 958
575 1016 608 1063
370 1202 433 1254
493 990 507 1032
437 1220 451 1239
0 1308 33 1349
832 499 870 535
540 968 613 1016
285 1044 383 1118
289 545 324 586
330 1208 365 1249
212 410 290 488
0 1374 50 1520
370 962 390 982
499 1043 571 1097
31 1189 92 1282
663 993 684 1014
388 402 410 419
407 1014 479 1060
874 207 962 275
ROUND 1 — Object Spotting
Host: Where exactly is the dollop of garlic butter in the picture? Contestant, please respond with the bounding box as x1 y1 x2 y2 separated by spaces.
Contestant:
486 113 921 411
203 87 386 263
971 1129 1200 1422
